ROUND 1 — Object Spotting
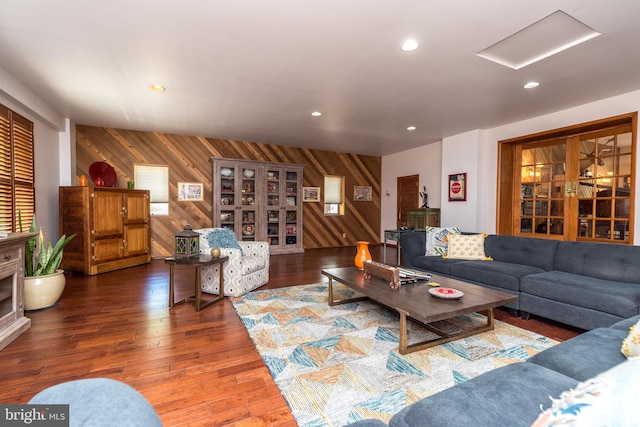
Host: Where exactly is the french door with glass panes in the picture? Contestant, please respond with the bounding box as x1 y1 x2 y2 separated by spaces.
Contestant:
515 124 633 243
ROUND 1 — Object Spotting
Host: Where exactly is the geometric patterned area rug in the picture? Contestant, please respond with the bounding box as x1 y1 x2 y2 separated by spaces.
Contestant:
231 282 557 427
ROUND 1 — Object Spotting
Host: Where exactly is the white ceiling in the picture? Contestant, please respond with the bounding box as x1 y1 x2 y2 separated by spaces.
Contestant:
1 0 640 156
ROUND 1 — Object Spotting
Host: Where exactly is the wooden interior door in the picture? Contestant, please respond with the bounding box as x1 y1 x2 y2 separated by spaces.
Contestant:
498 113 636 243
397 175 419 228
515 139 573 239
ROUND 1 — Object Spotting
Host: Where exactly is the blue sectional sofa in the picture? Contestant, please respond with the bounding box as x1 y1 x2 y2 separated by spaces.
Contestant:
399 232 640 331
348 314 639 427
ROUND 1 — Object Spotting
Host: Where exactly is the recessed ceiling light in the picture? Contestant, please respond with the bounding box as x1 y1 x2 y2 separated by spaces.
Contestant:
149 84 166 92
524 81 540 89
311 111 322 117
401 39 420 52
407 125 417 131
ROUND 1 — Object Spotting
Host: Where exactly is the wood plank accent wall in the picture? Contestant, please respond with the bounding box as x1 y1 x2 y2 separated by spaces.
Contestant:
75 126 381 258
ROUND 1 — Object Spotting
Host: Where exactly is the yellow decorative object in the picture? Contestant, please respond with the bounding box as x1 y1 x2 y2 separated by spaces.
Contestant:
210 247 221 258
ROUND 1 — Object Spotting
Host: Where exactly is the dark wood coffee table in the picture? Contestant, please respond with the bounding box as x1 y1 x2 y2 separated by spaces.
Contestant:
321 267 518 354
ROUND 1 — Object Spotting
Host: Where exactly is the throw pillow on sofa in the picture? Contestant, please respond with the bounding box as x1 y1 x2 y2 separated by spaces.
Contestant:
621 319 640 358
530 358 639 427
445 233 491 260
425 226 461 256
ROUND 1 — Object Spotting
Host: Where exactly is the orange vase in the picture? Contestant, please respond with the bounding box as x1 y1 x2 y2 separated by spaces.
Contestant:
354 241 372 270
78 175 88 186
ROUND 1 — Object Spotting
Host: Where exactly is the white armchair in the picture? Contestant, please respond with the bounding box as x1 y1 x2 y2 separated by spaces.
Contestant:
195 228 270 297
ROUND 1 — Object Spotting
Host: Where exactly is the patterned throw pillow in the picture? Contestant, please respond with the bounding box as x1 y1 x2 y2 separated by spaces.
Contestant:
425 227 461 256
206 228 242 251
530 358 640 427
621 319 640 358
445 233 491 260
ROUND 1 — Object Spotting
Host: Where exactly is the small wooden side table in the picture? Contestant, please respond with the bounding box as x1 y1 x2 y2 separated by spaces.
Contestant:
164 255 229 311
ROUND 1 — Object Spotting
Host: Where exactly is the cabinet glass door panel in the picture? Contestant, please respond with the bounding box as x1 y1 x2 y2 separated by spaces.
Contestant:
266 169 280 208
285 171 298 207
220 209 235 231
285 210 297 246
241 167 256 206
267 209 280 246
220 166 235 207
241 209 256 241
0 265 14 320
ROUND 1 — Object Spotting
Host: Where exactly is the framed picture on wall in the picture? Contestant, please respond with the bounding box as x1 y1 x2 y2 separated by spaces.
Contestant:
177 182 204 201
303 187 320 202
354 186 372 201
448 173 467 201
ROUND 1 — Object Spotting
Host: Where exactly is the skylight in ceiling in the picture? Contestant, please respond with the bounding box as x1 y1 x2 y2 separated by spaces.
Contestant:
476 10 600 70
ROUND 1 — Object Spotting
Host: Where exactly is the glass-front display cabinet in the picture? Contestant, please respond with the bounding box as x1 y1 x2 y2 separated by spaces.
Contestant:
213 158 304 253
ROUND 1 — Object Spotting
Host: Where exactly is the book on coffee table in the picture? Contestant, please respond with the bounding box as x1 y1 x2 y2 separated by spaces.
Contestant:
398 268 431 284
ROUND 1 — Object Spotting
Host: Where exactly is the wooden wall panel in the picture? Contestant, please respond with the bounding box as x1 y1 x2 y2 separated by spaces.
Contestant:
75 126 381 258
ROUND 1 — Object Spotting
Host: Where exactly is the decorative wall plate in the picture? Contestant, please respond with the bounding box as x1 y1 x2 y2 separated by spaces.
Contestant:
88 161 117 187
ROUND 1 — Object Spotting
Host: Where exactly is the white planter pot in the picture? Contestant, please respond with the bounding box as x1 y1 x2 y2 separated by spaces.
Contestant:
24 269 66 311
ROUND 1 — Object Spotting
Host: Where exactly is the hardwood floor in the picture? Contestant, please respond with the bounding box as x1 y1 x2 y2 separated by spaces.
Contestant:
0 244 582 426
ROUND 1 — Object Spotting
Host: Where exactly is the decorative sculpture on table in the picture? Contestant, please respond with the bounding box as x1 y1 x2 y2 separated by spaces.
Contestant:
175 225 200 258
420 186 429 208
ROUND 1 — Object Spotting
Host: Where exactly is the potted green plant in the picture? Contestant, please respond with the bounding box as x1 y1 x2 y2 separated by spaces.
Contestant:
19 213 75 310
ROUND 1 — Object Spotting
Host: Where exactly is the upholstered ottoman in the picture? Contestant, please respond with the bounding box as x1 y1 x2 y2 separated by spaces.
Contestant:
29 378 162 426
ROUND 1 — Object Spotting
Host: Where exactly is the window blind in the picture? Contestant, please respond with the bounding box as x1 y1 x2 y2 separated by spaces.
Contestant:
0 104 34 233
324 176 343 204
134 164 169 216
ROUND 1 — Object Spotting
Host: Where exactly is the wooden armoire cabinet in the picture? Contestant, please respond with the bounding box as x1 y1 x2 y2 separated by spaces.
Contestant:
59 186 151 275
212 158 305 254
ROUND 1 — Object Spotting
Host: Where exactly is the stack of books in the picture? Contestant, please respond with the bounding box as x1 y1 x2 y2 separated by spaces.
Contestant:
398 268 431 285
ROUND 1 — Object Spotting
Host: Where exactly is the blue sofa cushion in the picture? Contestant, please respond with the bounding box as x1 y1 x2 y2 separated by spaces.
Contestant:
527 327 628 381
555 241 640 283
521 271 640 319
610 314 640 331
484 235 559 270
389 363 577 427
409 256 464 276
449 260 545 292
399 232 426 266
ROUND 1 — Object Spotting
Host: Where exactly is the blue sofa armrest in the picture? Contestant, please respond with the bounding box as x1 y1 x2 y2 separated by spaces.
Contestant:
399 232 426 268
